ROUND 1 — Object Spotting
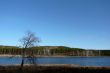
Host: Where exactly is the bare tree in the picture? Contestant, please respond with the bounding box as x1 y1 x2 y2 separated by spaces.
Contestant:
20 31 40 69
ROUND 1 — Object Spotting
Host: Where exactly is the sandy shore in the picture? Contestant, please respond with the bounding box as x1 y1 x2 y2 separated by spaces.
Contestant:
0 55 66 57
0 54 110 57
0 54 21 57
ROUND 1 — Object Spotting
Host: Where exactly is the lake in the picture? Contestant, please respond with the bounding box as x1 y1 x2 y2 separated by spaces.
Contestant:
0 57 110 66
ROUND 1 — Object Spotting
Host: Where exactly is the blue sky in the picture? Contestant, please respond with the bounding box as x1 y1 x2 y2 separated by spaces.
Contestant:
0 0 110 49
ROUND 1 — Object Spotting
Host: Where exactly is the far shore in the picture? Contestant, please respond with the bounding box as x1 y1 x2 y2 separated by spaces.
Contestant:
0 54 110 57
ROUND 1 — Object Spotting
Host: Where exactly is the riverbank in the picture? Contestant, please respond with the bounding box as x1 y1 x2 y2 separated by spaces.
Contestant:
0 65 110 73
0 54 110 57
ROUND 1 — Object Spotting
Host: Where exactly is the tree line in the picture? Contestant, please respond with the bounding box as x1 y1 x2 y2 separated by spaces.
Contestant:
0 46 110 56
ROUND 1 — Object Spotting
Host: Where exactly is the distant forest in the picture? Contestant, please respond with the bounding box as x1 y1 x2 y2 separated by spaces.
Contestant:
0 45 110 56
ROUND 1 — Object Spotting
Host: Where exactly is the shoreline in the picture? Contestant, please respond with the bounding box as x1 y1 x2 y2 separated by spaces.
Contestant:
0 54 110 57
1 64 80 67
1 64 110 68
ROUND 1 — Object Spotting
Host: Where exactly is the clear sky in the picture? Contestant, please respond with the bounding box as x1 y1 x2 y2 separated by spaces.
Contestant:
0 0 110 50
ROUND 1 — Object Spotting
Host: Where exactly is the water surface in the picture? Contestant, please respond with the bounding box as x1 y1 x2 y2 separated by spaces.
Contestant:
0 57 110 66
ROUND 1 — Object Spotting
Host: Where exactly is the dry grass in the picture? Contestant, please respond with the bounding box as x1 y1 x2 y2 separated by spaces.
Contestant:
0 65 110 73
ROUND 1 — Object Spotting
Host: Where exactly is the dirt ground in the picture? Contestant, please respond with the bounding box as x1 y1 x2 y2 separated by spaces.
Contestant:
0 65 110 73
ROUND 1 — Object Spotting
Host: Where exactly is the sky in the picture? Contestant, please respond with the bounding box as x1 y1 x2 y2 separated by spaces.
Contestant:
0 0 110 50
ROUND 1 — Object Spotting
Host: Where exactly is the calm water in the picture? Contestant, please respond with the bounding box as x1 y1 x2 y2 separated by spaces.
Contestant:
0 57 110 66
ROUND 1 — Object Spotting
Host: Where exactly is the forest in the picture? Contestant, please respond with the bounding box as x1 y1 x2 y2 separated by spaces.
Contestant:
0 45 110 56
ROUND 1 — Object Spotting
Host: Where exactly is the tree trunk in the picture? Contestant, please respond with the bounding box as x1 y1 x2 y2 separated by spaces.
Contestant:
20 57 24 70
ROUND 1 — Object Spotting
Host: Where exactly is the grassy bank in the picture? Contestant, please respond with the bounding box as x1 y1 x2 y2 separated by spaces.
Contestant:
0 65 110 73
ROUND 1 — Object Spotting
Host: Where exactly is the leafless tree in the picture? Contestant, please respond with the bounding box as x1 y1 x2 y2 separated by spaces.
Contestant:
20 31 40 69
